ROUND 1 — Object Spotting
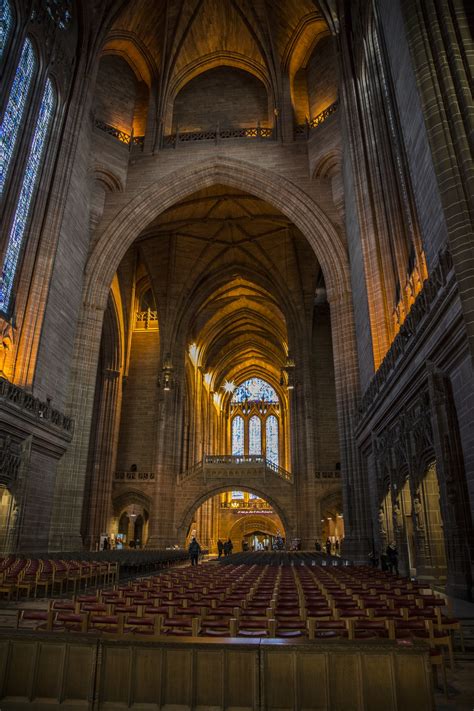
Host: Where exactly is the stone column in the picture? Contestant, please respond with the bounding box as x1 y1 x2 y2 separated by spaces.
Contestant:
85 367 122 549
48 301 106 551
329 290 371 561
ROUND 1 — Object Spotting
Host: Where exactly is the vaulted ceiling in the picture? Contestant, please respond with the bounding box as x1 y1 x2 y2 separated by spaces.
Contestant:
106 0 332 103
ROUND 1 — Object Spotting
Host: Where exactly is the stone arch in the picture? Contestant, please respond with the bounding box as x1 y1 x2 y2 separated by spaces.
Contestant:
112 488 152 517
86 158 350 309
164 54 274 134
50 158 360 552
175 483 294 546
228 515 282 541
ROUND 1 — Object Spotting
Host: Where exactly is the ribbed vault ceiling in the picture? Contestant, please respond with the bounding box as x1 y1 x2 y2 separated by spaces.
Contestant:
108 0 331 96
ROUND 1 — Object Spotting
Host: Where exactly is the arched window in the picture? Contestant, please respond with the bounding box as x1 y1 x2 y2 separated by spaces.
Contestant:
230 377 280 466
0 38 37 196
231 415 244 456
266 415 279 467
249 415 262 455
232 377 278 403
0 78 55 313
0 0 13 60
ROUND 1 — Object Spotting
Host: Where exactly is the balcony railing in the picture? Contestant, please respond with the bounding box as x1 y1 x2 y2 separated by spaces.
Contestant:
295 100 339 139
135 309 159 331
178 455 293 485
163 125 274 148
0 377 74 435
314 470 342 480
114 471 155 481
93 119 145 150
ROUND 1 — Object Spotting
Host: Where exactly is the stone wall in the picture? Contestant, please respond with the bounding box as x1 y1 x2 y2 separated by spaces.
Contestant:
93 55 137 134
172 67 269 132
116 330 160 472
306 36 339 119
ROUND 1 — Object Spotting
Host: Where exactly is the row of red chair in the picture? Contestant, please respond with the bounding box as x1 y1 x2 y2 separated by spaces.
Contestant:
0 556 118 599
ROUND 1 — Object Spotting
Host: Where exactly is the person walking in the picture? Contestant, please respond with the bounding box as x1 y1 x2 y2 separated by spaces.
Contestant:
188 537 201 566
325 538 332 555
223 538 233 556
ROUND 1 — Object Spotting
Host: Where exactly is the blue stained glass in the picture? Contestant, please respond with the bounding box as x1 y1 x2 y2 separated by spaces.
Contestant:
232 491 244 500
249 415 261 455
1 0 13 59
0 78 55 313
0 38 36 195
231 415 244 456
265 415 279 466
232 377 278 403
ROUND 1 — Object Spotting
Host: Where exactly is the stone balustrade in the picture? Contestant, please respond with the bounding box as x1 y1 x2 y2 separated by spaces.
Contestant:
0 377 74 435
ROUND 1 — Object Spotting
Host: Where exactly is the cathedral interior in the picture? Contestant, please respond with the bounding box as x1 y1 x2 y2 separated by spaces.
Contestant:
0 0 473 707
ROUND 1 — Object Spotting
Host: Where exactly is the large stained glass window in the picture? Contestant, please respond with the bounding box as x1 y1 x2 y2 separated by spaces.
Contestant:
231 415 244 456
232 491 244 500
232 377 278 403
0 79 55 313
1 0 13 59
0 38 36 196
249 415 262 455
266 415 279 466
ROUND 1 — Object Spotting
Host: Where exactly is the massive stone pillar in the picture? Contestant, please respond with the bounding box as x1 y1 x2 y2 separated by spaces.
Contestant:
48 302 106 550
84 368 122 549
329 290 371 562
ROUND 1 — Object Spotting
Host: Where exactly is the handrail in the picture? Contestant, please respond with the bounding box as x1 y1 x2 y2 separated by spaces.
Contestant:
93 118 145 149
314 470 341 480
163 124 274 148
0 377 74 435
295 100 339 138
114 471 155 481
178 455 293 484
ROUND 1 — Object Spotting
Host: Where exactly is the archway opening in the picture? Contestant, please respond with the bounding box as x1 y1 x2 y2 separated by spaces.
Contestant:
187 489 286 554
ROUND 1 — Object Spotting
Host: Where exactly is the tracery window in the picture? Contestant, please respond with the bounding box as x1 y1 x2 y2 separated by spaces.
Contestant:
232 377 278 403
231 415 244 456
230 378 280 465
248 415 261 455
265 415 279 467
0 78 55 313
0 0 13 59
0 38 36 196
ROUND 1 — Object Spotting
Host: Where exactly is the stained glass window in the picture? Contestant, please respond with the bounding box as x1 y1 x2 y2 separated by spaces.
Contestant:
231 415 244 456
0 38 36 196
266 415 279 466
0 78 55 313
232 378 278 403
1 0 13 59
249 415 262 455
232 491 244 500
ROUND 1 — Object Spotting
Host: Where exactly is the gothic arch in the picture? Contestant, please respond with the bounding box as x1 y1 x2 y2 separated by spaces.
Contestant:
85 157 350 309
175 483 293 545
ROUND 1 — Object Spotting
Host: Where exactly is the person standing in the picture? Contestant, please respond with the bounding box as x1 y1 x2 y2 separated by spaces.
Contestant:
325 538 331 555
188 537 201 566
386 542 399 575
217 539 223 557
